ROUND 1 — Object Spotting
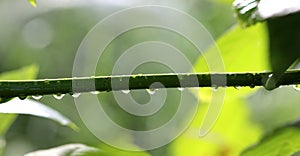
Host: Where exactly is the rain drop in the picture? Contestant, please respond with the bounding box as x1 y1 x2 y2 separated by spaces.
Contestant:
71 93 80 98
122 90 130 94
18 95 27 100
32 95 42 100
293 84 300 91
177 88 184 91
211 85 218 92
234 86 242 90
249 84 255 89
146 89 157 95
53 94 65 100
90 91 100 95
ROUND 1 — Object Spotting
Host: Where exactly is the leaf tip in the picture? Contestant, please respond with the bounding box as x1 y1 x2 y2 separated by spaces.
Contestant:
68 123 80 132
28 0 37 7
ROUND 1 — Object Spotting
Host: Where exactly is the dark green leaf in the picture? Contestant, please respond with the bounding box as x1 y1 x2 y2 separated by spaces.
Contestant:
265 12 300 90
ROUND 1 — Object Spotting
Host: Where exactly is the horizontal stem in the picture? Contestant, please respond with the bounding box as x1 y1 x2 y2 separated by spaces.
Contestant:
1 70 300 98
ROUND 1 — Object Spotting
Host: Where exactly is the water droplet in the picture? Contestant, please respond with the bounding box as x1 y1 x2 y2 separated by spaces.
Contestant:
268 73 273 78
211 85 218 92
18 95 27 100
90 91 100 95
234 86 242 90
71 93 80 98
249 84 255 89
32 95 42 100
122 90 130 94
293 84 300 91
146 89 157 95
53 94 65 100
177 88 184 91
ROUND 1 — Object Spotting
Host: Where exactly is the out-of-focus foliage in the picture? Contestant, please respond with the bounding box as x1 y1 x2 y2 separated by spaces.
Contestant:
4 0 300 156
0 99 77 130
0 1 236 155
24 143 105 156
172 22 269 156
194 23 269 73
0 65 38 155
241 125 300 156
28 0 36 7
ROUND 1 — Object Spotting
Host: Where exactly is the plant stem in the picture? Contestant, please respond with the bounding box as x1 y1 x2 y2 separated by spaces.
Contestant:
1 70 300 98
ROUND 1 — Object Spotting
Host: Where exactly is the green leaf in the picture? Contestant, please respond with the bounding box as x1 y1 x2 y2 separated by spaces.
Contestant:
194 23 269 73
28 0 37 7
0 98 77 129
241 125 300 156
0 65 39 154
172 24 268 156
24 144 105 156
264 12 300 90
0 64 39 80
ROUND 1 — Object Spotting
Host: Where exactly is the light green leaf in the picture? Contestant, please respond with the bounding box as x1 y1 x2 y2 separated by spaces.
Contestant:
241 125 300 156
194 23 269 73
24 144 105 156
172 23 268 156
0 98 77 129
28 0 37 7
0 64 39 80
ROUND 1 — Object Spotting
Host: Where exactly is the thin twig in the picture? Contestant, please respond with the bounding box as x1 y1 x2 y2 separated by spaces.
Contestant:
1 70 300 98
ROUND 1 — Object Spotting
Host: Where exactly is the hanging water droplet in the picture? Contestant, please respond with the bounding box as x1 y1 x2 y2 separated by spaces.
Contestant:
249 84 255 89
268 74 273 78
293 84 300 91
121 90 130 94
234 86 242 90
211 85 218 92
18 95 27 100
177 87 184 91
32 95 42 100
146 89 157 95
71 93 80 98
53 94 65 100
90 91 100 95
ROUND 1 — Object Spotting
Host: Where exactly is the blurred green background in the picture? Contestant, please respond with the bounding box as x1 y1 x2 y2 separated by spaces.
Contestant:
1 0 300 156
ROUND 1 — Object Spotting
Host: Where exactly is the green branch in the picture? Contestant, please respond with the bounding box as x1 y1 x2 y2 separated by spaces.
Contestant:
1 70 300 98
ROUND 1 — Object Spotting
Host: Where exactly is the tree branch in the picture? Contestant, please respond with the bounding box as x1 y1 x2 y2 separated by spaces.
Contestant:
1 70 300 98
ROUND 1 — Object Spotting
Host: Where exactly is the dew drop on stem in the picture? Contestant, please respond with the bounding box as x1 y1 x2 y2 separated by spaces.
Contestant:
90 91 100 95
53 94 65 100
71 93 80 98
18 95 27 100
234 86 242 90
293 84 300 91
177 88 184 91
32 95 42 100
146 89 157 95
211 85 218 92
121 90 130 94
